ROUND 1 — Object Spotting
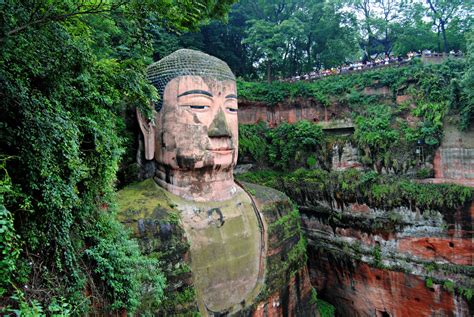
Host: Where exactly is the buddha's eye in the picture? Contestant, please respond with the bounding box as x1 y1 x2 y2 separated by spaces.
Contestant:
227 107 238 113
188 105 209 110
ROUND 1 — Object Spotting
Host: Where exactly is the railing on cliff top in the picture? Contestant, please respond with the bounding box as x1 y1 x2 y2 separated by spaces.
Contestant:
280 52 465 83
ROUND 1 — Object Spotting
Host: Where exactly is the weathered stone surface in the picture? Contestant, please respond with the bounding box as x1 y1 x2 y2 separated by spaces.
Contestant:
117 179 317 316
331 141 362 171
395 94 412 105
252 266 316 317
300 198 473 316
363 86 391 96
241 181 317 316
172 185 264 314
234 163 254 174
309 250 471 317
432 123 474 182
117 179 198 315
397 237 473 266
238 98 350 127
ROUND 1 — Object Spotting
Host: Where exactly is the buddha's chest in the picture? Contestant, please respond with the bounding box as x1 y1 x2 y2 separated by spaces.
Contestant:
174 192 265 314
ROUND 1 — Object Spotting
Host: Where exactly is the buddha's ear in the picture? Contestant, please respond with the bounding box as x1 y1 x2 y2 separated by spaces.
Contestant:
136 107 155 160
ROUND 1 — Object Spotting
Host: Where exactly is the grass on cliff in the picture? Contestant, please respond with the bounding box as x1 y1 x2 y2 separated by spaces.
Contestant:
237 169 473 212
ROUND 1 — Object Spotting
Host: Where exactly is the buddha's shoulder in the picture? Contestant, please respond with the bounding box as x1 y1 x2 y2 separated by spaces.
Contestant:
238 181 294 221
116 178 177 224
238 181 289 206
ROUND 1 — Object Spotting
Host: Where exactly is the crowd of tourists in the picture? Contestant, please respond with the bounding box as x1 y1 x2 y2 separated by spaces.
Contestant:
282 50 464 82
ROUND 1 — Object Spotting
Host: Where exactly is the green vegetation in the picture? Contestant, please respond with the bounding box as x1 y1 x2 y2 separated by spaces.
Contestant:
0 0 235 314
443 280 455 293
310 287 335 317
240 121 327 170
425 277 434 288
458 31 474 130
372 244 384 269
265 203 308 276
164 0 471 80
237 59 466 105
317 298 336 317
424 276 473 301
237 59 471 132
238 60 471 174
237 169 473 211
458 287 473 301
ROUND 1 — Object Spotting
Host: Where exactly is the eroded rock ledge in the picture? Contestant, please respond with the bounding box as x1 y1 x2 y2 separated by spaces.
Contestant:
301 201 473 316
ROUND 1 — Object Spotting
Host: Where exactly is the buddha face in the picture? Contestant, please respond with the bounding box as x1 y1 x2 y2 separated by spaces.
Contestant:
154 75 238 171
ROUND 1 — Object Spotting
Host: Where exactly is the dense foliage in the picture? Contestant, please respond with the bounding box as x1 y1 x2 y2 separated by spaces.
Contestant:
317 298 336 317
237 59 467 106
457 31 474 130
159 0 472 80
0 0 235 314
239 121 327 170
238 59 471 174
237 169 473 212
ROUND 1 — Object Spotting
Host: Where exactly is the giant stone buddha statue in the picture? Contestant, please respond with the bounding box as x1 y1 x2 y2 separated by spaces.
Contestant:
117 49 316 316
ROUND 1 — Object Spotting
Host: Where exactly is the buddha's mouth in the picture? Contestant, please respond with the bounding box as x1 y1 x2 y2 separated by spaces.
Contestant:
207 147 234 154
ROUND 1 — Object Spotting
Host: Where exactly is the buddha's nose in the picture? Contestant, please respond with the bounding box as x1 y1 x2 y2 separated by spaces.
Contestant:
208 108 231 137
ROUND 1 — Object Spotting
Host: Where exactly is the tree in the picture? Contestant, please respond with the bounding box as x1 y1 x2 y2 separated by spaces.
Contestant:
241 0 305 82
346 0 377 59
425 0 472 52
244 17 304 82
345 0 404 58
242 0 358 81
458 31 474 130
391 1 438 55
308 1 358 69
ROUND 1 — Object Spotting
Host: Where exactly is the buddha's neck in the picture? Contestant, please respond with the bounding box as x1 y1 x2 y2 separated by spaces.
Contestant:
154 165 239 202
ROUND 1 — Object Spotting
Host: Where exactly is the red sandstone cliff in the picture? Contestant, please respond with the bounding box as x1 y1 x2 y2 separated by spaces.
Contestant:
238 98 351 127
237 90 474 316
301 200 473 316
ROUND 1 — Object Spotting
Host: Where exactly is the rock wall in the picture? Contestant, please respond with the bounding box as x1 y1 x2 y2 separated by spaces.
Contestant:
252 266 316 317
331 141 362 171
238 98 350 127
432 123 474 186
237 87 406 127
241 182 318 316
308 252 468 317
237 90 474 316
300 200 473 316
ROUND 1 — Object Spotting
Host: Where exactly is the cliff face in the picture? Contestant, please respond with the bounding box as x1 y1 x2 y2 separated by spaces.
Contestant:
309 254 466 317
301 200 473 316
238 98 350 127
241 182 318 317
238 87 405 128
236 62 473 315
432 123 474 186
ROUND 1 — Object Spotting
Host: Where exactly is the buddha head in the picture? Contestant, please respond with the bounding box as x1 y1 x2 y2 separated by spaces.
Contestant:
138 49 239 201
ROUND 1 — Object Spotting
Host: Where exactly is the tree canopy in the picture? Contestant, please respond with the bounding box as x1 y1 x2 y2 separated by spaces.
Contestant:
165 0 472 80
